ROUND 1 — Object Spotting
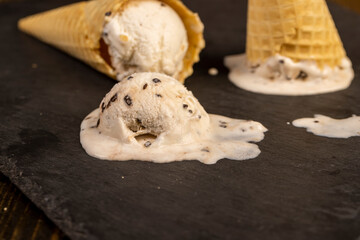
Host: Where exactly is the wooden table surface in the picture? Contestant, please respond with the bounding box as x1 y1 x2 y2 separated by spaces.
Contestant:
0 0 359 239
0 173 69 239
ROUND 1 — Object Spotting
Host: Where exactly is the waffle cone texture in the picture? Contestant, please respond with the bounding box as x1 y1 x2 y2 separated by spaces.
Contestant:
18 0 205 83
246 0 346 68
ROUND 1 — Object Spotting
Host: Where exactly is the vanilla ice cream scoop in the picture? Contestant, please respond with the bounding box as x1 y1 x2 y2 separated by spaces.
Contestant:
102 0 188 80
80 73 267 164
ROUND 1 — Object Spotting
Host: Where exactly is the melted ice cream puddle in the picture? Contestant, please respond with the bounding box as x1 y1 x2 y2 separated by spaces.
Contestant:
224 54 354 96
80 72 267 164
102 0 188 81
292 115 360 138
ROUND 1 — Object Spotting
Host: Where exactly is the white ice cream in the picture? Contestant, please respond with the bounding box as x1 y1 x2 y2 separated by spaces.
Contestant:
80 72 267 164
102 0 188 80
292 114 360 138
224 54 354 96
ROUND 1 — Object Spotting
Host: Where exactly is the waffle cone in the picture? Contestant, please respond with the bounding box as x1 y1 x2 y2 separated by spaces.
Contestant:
18 0 205 83
246 0 346 68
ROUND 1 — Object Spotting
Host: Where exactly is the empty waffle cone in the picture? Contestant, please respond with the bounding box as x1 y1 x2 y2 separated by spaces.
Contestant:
246 0 346 68
18 0 205 83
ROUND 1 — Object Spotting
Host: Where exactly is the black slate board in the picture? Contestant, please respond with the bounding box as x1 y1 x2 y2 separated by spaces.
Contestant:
1 0 360 239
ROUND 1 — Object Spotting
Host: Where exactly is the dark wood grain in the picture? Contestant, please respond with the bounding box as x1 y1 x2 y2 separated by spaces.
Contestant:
0 173 69 240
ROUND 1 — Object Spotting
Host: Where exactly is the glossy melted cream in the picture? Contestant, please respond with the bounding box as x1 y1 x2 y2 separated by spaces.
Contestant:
292 115 360 138
224 54 354 96
80 72 267 164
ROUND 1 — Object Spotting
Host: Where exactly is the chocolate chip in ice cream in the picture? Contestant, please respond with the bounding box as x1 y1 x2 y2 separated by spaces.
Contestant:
296 70 308 80
110 93 118 102
124 95 132 106
101 102 106 112
152 78 161 83
201 147 210 153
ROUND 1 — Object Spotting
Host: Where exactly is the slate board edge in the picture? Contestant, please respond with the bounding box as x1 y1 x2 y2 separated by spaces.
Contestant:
0 158 90 240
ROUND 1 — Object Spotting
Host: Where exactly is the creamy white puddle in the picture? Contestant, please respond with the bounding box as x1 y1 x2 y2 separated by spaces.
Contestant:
292 115 360 138
80 73 267 164
224 54 354 96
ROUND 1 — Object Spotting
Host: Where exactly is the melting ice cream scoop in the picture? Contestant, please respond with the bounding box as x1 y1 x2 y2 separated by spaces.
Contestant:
80 72 267 164
102 0 189 81
224 0 354 96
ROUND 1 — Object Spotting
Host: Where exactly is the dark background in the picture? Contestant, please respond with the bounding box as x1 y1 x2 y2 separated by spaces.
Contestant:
0 0 360 239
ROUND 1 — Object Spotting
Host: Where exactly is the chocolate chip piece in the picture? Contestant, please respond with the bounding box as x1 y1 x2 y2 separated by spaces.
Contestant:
106 101 111 109
161 3 166 7
96 119 100 127
241 128 246 132
127 76 133 80
183 104 188 109
279 60 285 64
144 141 152 148
103 32 108 37
152 78 161 83
296 70 308 80
198 115 202 119
156 94 162 98
143 83 148 90
219 120 227 124
188 110 193 114
110 93 118 102
136 118 142 124
314 120 319 123
101 102 106 112
219 125 227 128
124 95 132 106
105 11 112 16
201 148 210 153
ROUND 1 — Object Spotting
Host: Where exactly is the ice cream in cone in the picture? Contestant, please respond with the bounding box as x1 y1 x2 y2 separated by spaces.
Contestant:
225 0 354 95
18 0 205 83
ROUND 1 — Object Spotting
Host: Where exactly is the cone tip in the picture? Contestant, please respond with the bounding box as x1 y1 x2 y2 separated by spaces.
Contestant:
17 17 29 32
